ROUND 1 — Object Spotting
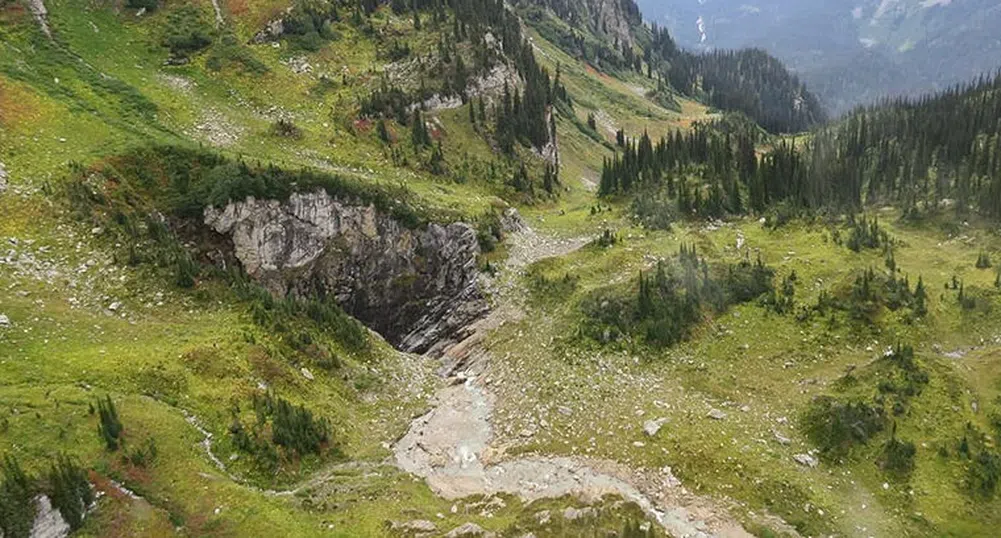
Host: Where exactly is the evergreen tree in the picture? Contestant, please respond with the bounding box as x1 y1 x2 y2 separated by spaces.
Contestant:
97 396 124 451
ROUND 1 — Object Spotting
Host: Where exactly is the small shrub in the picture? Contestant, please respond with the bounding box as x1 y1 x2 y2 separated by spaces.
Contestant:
878 436 916 476
0 456 35 538
976 251 993 269
163 5 213 60
229 393 338 472
595 229 617 247
125 438 158 468
46 456 92 531
96 396 124 451
845 215 894 253
967 450 1001 499
802 396 885 458
126 0 158 10
270 118 303 139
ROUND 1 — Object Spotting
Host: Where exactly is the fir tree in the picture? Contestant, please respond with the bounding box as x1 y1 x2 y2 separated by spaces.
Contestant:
97 396 123 451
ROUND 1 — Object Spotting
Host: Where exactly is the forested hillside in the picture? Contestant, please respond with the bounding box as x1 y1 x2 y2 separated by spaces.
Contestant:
517 0 825 133
637 0 1001 115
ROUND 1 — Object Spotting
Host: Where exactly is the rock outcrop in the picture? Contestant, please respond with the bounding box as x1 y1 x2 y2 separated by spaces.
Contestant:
204 190 487 353
0 162 7 193
30 495 71 538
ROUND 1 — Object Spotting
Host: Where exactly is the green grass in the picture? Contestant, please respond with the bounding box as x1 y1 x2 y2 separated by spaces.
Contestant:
5 0 1001 536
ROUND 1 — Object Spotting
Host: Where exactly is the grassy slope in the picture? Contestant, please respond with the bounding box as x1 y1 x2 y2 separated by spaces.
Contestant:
487 209 1001 536
0 0 690 535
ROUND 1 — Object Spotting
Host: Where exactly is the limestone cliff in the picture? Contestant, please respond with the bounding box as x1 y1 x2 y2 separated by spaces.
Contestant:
204 190 487 354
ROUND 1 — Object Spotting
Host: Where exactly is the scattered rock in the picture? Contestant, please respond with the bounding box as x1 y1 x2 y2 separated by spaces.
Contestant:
301 367 314 381
558 406 573 416
0 162 7 193
392 520 437 533
0 314 9 327
793 454 818 468
643 417 668 437
707 409 727 420
445 522 494 537
773 431 791 445
534 510 551 525
107 301 122 312
562 506 597 521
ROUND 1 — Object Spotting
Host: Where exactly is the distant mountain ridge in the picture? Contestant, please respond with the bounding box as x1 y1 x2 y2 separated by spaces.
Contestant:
638 0 1001 115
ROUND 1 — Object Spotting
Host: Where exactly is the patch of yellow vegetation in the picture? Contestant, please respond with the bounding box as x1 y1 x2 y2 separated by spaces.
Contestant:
0 77 44 130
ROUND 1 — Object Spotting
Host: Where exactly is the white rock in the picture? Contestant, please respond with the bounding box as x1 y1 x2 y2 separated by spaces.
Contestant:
0 314 9 327
707 408 727 420
30 495 71 538
794 453 818 467
301 367 314 381
562 506 597 521
108 301 121 312
643 417 668 437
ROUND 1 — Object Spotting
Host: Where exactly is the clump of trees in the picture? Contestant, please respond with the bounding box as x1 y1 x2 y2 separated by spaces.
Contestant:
581 245 775 347
1 455 93 538
802 396 885 459
229 393 338 472
802 344 926 477
805 268 927 322
163 5 213 61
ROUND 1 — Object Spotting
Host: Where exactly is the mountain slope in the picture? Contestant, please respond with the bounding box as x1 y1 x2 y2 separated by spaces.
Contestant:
3 1 1001 537
638 0 1001 114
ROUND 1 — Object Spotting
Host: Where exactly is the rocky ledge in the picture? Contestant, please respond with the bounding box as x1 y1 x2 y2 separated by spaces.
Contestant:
204 190 487 354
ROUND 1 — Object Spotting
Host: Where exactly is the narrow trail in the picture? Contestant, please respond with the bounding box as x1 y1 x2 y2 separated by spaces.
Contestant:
208 0 224 28
393 227 760 538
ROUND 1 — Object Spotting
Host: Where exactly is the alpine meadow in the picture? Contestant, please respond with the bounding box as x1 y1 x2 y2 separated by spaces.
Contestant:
1 1 1001 537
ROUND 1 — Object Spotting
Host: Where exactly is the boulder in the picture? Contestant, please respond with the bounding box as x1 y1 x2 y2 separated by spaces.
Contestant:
563 506 597 521
643 417 669 437
707 409 727 420
793 453 818 468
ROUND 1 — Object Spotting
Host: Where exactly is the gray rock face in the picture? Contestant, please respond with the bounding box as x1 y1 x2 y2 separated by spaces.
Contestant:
204 190 487 353
30 495 71 538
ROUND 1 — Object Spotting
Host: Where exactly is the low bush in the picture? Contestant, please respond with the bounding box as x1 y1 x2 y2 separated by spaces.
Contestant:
801 396 885 458
878 436 916 476
967 450 1001 499
163 5 213 60
0 456 35 538
96 396 124 451
46 456 92 532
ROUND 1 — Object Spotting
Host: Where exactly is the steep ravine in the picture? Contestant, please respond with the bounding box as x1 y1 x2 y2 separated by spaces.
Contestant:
393 228 770 538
